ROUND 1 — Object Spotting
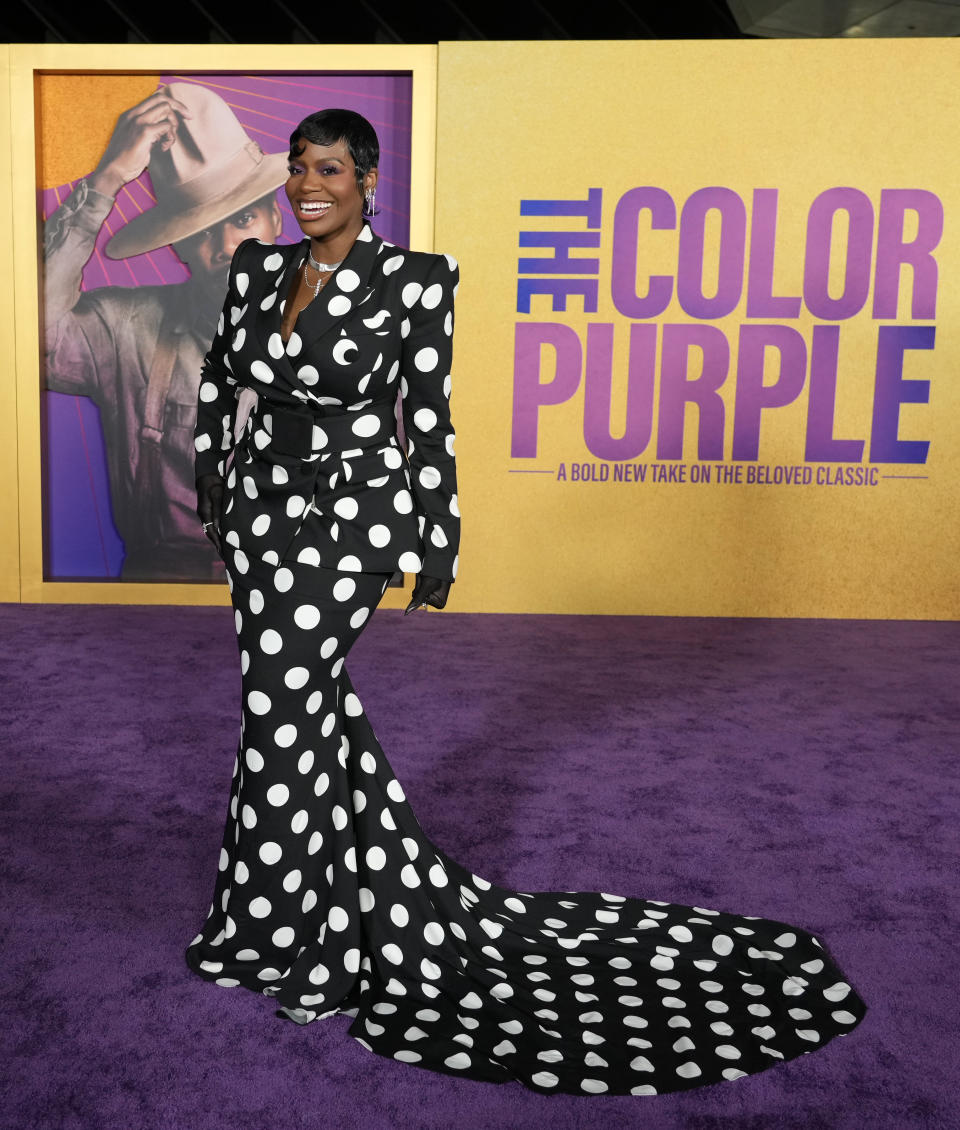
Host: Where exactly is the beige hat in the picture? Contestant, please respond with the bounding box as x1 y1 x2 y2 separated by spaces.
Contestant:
104 81 289 259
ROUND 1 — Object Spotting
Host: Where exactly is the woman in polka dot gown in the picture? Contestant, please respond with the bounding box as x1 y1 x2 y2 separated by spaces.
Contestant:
185 109 866 1097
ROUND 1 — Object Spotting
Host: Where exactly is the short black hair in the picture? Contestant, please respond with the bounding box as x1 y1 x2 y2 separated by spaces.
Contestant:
288 109 379 186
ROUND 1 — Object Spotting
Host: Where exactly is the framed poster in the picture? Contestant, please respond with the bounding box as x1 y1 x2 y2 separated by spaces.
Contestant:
8 44 437 605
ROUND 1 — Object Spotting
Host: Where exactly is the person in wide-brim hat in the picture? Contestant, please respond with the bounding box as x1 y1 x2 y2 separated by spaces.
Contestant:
105 81 289 260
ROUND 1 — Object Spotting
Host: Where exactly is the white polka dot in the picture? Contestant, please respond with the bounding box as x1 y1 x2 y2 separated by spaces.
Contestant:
532 1071 558 1087
251 514 270 537
415 347 438 372
383 254 404 274
260 628 282 654
260 291 276 311
351 414 380 438
334 496 359 520
306 691 323 714
418 466 441 490
444 1051 470 1070
366 846 387 870
712 934 734 956
298 365 319 386
250 360 273 384
199 381 218 403
676 1062 702 1079
236 272 249 296
327 906 349 932
272 926 295 947
249 896 271 918
382 943 403 965
268 332 284 359
275 724 297 747
338 269 360 292
321 637 338 658
285 495 306 519
344 949 360 973
263 252 283 272
333 578 356 602
421 282 443 309
327 294 351 316
286 332 302 357
349 606 369 628
823 982 851 1002
298 750 314 774
245 748 264 771
401 864 420 888
294 605 320 630
274 567 294 592
428 863 447 887
247 691 271 715
413 408 437 432
398 552 422 574
267 783 289 806
402 282 423 307
285 667 309 690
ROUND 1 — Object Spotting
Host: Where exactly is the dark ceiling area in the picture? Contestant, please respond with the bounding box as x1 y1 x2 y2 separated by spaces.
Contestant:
5 0 747 45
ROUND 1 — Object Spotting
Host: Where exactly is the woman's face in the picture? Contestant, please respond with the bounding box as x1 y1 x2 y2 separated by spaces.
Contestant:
285 138 377 243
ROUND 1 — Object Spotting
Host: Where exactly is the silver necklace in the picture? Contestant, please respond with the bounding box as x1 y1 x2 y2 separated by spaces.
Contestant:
303 261 330 299
308 250 342 272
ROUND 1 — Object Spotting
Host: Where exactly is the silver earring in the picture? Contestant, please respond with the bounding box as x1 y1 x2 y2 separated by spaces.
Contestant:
364 187 376 217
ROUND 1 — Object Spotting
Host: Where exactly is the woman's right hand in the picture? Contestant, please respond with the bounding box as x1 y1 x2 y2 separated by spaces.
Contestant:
196 473 224 555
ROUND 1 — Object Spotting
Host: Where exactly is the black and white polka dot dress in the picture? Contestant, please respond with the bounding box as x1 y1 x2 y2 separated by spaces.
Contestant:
186 228 866 1096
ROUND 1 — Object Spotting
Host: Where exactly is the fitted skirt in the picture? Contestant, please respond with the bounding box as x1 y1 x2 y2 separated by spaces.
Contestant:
185 549 866 1096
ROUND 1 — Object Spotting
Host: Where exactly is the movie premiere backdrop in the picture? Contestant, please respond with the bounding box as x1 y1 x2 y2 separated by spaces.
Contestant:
437 39 959 619
3 40 958 617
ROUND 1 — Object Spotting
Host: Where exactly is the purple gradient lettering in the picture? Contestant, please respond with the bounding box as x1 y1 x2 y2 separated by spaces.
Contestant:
520 189 603 227
803 188 873 320
747 189 802 318
611 187 676 319
869 325 933 464
732 325 806 461
677 187 746 319
656 324 729 460
804 325 864 462
872 189 943 319
583 323 656 461
518 231 601 274
511 322 582 458
516 278 599 314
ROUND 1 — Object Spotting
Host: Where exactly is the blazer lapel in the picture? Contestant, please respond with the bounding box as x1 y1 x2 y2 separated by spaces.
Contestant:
290 223 381 357
251 239 307 362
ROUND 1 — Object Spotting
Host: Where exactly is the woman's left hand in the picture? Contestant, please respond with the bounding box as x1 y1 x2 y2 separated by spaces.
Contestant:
404 575 450 614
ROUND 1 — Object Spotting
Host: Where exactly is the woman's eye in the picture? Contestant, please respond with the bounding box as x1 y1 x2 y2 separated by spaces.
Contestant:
321 166 341 176
287 164 303 175
235 212 255 227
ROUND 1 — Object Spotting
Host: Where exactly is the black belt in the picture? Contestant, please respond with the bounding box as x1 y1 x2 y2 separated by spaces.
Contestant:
251 398 398 459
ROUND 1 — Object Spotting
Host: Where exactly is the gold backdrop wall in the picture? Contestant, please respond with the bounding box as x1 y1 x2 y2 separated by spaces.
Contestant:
436 39 960 618
3 41 958 618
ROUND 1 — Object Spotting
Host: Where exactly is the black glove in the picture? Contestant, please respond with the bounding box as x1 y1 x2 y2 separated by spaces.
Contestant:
404 574 450 615
196 473 224 555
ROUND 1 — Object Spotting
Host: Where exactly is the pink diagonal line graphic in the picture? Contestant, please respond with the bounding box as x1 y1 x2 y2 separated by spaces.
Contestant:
118 188 167 283
101 215 140 286
166 74 411 113
245 122 411 169
74 396 112 576
242 74 413 107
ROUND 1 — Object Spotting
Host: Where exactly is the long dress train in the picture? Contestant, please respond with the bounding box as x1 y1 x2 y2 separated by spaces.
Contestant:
184 548 866 1097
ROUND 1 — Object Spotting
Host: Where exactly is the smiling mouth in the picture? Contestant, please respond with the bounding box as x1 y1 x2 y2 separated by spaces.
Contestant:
297 200 333 219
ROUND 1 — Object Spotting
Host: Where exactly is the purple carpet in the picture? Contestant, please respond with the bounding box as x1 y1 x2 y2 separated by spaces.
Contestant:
1 604 957 1129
